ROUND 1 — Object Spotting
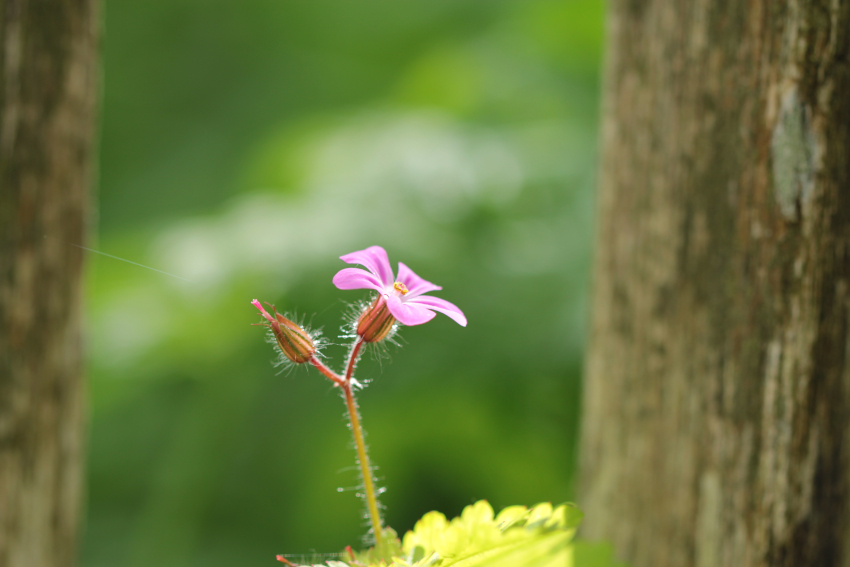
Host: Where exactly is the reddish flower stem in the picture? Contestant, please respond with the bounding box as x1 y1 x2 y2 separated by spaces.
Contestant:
346 337 364 382
309 357 345 387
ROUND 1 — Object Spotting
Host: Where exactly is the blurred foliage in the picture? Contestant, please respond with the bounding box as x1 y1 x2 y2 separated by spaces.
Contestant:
82 1 603 566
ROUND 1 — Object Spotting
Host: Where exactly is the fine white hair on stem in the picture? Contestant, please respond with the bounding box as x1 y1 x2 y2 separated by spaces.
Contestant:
341 391 385 547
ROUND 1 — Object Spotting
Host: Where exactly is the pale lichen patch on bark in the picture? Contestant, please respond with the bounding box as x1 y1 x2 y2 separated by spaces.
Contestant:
770 88 816 220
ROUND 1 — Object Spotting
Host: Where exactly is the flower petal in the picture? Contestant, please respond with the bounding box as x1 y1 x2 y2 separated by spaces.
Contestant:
339 246 394 288
332 268 385 293
387 295 437 326
396 262 442 298
405 295 467 327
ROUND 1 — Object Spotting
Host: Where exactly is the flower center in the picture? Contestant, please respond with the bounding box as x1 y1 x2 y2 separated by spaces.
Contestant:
393 281 409 295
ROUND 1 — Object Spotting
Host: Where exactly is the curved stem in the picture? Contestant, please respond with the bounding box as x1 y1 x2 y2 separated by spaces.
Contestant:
310 357 345 387
346 337 364 382
343 336 383 547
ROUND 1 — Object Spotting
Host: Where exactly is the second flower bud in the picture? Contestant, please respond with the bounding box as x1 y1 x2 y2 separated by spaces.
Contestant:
252 299 316 363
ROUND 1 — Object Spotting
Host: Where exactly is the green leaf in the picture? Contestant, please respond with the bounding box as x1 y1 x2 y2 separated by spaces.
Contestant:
314 501 594 567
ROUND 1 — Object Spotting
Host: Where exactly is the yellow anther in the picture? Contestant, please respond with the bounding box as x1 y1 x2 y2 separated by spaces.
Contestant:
393 281 409 295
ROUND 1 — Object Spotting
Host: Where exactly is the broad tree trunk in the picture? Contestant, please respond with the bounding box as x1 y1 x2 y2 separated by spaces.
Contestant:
0 1 98 566
580 1 850 566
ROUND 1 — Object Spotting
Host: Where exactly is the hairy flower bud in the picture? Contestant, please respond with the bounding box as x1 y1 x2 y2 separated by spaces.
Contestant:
252 299 316 363
357 296 396 343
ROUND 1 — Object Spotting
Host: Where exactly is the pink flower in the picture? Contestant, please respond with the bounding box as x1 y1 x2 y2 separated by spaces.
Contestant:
333 246 467 327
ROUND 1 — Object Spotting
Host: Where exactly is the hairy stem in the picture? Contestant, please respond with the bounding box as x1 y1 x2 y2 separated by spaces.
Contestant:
308 339 383 547
310 357 345 386
343 383 383 547
346 337 364 382
343 337 383 547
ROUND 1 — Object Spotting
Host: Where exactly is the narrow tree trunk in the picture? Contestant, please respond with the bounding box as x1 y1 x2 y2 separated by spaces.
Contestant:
0 1 98 566
580 1 850 566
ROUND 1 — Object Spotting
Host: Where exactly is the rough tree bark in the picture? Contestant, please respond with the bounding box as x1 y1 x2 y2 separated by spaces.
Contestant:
580 1 850 567
0 1 98 566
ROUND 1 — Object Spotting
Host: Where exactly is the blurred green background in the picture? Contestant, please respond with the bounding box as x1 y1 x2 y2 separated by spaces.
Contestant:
82 1 603 566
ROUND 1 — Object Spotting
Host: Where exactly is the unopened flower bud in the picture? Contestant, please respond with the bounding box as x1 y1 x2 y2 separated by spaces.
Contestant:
252 299 316 363
357 296 396 343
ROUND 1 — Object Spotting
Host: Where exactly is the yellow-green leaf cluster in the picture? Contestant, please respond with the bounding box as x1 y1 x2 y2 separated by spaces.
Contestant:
333 501 585 567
